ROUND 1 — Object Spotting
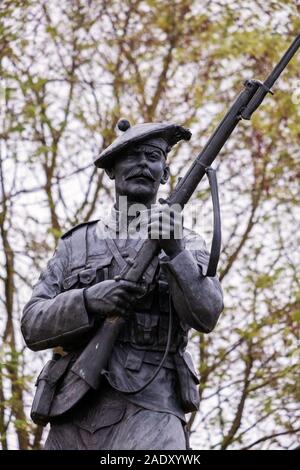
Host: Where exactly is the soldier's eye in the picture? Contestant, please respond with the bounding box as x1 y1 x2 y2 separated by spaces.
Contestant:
125 153 138 160
148 153 160 160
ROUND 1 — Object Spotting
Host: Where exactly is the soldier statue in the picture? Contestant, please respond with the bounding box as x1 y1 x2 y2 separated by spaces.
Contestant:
21 120 223 450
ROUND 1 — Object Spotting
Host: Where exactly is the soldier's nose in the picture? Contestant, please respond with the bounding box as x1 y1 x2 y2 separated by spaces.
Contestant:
139 152 148 165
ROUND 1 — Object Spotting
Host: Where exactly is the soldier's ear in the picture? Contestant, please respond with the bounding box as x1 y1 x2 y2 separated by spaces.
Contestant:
105 167 115 180
160 165 170 185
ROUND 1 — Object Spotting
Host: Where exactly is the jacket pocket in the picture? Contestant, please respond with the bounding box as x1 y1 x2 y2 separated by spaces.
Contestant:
124 348 145 371
78 268 97 286
62 273 79 291
88 255 114 281
143 350 175 370
87 253 113 268
62 267 100 291
133 313 159 346
174 351 200 413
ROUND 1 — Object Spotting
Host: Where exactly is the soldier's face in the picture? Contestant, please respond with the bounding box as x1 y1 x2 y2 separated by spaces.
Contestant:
106 141 170 204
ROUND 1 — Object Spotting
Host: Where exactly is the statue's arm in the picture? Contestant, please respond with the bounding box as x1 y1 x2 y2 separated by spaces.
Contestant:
21 238 94 351
160 234 223 333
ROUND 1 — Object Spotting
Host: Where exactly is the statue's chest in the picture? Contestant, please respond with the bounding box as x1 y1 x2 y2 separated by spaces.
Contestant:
63 232 164 311
62 227 184 350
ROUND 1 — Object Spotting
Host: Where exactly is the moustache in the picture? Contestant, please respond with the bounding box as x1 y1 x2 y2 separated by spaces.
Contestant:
125 168 156 182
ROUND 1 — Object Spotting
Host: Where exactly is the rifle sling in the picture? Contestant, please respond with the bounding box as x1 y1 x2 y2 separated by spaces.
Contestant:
205 167 221 277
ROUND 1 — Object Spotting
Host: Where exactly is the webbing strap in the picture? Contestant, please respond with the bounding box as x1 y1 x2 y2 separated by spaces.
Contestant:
71 225 88 269
105 237 128 271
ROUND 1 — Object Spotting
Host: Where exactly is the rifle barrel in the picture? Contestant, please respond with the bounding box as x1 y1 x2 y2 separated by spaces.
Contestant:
241 33 300 120
265 33 300 89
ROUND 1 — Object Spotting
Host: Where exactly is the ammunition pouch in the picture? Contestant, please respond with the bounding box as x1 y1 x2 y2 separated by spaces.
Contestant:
118 280 188 353
174 350 200 413
119 312 187 353
31 353 74 426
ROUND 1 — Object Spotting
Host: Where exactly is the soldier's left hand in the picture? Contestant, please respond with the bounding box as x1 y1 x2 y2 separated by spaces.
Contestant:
147 205 184 259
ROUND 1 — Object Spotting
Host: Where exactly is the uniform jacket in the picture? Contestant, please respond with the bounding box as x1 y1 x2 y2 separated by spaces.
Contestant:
22 208 223 421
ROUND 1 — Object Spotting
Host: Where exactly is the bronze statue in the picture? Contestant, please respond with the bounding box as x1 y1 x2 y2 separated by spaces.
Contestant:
21 33 300 450
21 120 223 450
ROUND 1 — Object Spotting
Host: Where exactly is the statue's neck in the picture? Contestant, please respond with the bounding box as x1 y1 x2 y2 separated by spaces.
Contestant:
113 193 157 227
114 192 157 211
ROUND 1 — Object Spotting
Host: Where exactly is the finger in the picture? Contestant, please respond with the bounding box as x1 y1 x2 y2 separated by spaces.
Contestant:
147 219 161 230
150 209 180 221
148 225 174 239
122 286 147 297
119 281 147 294
114 307 128 317
147 219 161 238
148 215 182 231
116 302 135 315
148 227 161 234
161 216 183 237
115 292 131 306
116 291 132 304
118 289 146 303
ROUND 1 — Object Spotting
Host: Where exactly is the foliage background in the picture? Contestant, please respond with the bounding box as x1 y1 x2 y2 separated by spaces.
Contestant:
0 0 299 449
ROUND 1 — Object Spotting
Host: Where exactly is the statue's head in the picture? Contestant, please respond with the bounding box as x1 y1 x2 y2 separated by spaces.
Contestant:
94 120 191 204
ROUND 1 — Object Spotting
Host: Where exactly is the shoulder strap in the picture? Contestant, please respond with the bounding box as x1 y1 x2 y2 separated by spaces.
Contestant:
70 225 88 270
61 219 99 239
105 237 127 271
61 220 99 270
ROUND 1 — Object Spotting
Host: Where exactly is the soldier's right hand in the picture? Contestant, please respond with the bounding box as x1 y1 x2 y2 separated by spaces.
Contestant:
83 279 146 317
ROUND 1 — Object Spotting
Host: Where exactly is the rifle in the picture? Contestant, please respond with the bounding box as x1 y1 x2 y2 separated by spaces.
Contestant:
54 33 300 412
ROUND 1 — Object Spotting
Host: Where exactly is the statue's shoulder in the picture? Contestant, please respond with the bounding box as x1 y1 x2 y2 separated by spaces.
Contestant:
61 219 99 240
